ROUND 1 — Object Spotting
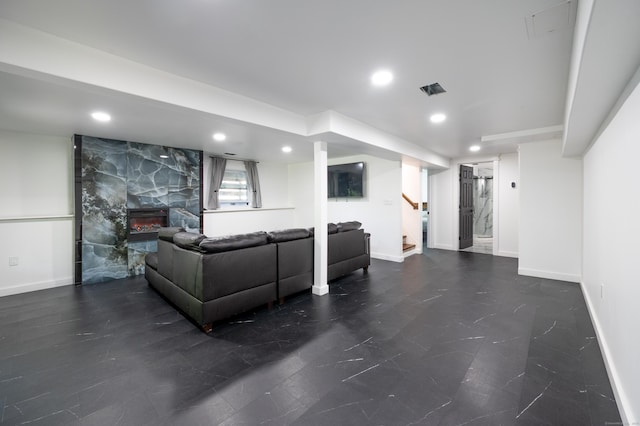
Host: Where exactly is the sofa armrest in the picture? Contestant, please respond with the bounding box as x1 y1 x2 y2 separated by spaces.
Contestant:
364 232 371 255
145 252 158 270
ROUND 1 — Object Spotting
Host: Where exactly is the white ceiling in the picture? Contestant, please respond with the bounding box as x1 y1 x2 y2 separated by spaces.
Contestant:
0 0 581 164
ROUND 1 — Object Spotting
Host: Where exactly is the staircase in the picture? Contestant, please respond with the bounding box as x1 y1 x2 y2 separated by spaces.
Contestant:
402 235 416 252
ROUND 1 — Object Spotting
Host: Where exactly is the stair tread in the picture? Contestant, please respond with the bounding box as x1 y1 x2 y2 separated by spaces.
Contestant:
402 243 416 252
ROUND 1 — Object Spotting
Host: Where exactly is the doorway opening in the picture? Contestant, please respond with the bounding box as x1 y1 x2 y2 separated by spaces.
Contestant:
421 168 428 248
461 162 493 254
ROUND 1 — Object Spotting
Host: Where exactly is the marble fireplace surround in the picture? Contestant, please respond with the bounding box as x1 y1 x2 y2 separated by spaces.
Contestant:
74 135 203 285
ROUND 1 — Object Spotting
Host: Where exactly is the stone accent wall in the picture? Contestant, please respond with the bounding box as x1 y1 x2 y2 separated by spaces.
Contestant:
77 135 202 284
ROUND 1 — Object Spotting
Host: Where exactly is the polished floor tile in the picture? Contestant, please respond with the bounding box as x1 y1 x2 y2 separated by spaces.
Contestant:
460 236 493 254
0 250 621 425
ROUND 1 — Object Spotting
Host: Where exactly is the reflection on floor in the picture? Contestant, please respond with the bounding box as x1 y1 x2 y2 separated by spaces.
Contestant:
461 236 493 254
0 251 621 425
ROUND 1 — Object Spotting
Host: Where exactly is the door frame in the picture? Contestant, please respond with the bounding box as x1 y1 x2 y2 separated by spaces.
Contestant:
459 164 474 249
451 159 500 255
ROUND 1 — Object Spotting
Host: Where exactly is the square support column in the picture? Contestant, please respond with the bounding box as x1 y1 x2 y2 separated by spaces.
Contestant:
312 141 329 296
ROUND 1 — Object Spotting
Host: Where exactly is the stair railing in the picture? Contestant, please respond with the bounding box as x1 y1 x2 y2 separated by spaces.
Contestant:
402 193 419 210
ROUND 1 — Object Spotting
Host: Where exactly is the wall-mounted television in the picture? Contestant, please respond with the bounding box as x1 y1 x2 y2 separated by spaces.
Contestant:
328 162 365 198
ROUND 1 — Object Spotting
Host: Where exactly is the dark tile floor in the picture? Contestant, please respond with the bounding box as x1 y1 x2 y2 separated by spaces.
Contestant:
0 250 621 425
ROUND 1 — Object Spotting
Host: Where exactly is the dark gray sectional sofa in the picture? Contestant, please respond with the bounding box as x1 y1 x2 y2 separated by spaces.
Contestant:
145 222 370 332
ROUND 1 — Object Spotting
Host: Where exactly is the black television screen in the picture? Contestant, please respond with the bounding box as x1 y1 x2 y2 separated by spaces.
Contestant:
328 162 365 198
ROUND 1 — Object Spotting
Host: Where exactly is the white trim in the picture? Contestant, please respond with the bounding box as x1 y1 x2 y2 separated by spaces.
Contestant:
312 284 329 296
0 278 73 298
312 142 329 295
497 250 519 258
492 159 500 256
0 215 73 222
517 267 580 283
580 281 633 425
481 125 564 143
402 248 421 258
371 252 404 263
203 207 294 214
432 244 455 251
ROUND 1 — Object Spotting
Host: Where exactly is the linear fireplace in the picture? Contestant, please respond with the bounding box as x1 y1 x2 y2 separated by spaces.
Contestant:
128 208 168 242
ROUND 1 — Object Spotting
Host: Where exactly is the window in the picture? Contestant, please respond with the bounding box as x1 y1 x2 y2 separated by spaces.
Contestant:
219 168 250 206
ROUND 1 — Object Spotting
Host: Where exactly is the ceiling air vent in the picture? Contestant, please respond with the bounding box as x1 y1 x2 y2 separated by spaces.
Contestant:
420 82 446 96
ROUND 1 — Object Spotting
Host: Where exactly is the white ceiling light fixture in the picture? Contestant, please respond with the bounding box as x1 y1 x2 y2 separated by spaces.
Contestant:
282 146 292 153
469 145 481 152
91 111 111 122
430 113 446 124
371 70 393 86
212 132 226 142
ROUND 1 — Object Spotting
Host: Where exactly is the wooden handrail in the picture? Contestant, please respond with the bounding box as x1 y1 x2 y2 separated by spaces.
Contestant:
402 193 419 210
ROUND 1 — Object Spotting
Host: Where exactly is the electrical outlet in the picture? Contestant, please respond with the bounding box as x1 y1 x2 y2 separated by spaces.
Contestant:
9 256 19 266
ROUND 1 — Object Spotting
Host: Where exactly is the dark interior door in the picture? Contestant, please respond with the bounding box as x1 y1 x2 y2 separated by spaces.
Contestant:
459 164 473 249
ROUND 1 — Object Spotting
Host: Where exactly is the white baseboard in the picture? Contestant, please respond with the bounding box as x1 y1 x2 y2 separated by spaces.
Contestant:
432 244 455 251
403 248 422 258
371 252 404 263
497 250 518 258
517 267 581 283
580 281 633 425
0 277 73 298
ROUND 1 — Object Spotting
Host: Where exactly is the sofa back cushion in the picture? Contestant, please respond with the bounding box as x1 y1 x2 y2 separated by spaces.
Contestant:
174 232 207 252
199 232 268 253
337 221 362 232
308 223 338 236
267 228 311 243
328 229 367 265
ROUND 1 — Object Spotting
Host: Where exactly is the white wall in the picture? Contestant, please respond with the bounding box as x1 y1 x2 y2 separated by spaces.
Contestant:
401 162 422 254
202 157 294 236
582 78 640 424
0 130 74 296
203 208 294 237
518 140 582 282
497 153 519 257
288 154 404 262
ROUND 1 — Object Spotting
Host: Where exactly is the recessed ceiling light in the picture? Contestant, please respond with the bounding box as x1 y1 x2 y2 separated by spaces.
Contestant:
212 132 226 142
371 70 393 86
91 111 111 122
469 145 481 152
430 113 446 123
282 146 292 153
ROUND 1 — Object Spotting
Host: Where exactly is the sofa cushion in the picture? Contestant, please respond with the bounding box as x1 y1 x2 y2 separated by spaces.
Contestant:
328 223 339 234
337 221 362 232
199 231 269 253
173 232 207 252
267 228 311 243
158 227 185 242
